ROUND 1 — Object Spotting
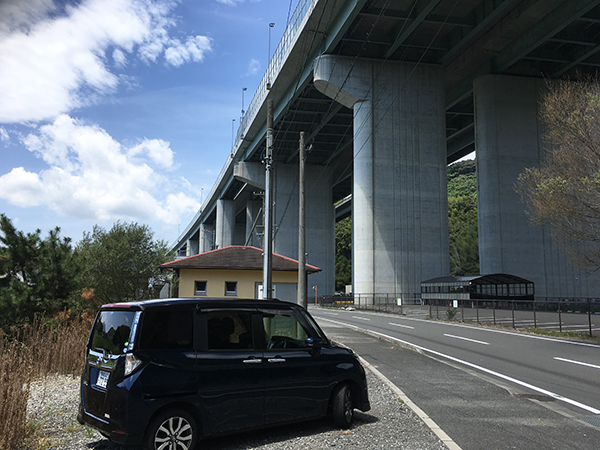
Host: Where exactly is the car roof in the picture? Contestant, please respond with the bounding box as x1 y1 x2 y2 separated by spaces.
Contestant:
100 298 302 311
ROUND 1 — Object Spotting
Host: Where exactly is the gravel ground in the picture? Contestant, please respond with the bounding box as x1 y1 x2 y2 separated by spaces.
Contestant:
26 368 446 450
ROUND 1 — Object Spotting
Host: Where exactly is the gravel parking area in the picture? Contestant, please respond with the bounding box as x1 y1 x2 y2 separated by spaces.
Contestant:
26 369 446 450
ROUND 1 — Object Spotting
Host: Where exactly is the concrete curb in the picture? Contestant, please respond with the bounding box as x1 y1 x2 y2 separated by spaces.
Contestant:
359 356 462 450
318 314 462 450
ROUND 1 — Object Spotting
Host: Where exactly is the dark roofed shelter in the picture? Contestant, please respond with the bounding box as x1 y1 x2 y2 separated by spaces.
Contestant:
421 273 534 302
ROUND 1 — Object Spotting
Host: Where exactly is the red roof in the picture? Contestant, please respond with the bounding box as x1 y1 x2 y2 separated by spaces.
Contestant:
161 246 321 273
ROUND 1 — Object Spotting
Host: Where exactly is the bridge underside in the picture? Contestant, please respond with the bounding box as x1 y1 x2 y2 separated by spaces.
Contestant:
178 0 600 301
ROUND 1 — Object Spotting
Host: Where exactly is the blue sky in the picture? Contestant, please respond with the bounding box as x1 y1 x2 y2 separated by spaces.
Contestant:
0 0 299 245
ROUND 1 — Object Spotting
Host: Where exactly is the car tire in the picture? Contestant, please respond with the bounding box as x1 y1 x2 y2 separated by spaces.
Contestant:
144 408 198 450
332 383 354 428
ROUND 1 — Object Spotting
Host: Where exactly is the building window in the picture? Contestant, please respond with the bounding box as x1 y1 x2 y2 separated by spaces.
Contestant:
225 281 237 296
194 281 207 296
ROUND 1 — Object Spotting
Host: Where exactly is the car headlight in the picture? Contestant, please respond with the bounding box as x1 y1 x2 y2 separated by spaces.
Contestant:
125 353 142 376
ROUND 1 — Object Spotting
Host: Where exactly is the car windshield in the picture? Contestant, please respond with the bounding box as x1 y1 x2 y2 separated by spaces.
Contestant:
90 311 138 355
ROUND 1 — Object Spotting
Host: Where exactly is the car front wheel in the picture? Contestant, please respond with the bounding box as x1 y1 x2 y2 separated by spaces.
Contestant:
332 383 354 428
144 409 198 450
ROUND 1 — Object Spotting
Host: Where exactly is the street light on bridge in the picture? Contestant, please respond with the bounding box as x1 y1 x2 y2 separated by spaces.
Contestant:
241 87 247 123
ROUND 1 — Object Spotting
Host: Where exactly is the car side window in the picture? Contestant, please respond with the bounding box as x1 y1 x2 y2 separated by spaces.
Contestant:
206 311 253 350
139 309 193 349
262 310 310 349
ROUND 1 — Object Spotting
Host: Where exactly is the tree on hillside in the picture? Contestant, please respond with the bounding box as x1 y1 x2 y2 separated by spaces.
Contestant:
0 214 79 328
448 196 479 276
518 76 600 272
335 217 351 292
448 159 477 197
76 222 174 304
447 160 479 276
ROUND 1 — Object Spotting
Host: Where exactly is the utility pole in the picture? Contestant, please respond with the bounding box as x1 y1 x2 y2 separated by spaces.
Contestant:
262 98 274 300
298 131 307 308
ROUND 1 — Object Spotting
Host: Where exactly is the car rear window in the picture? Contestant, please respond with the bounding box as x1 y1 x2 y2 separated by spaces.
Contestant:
90 310 138 355
139 309 194 349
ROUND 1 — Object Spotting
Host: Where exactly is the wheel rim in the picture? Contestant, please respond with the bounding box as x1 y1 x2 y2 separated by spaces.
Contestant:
343 388 353 422
154 416 194 450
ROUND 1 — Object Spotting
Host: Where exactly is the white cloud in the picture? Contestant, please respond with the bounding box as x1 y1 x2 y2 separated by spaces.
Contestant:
245 58 260 76
0 0 213 123
164 35 212 67
0 0 56 34
164 192 203 219
128 138 174 169
112 48 128 67
0 127 9 143
0 167 44 207
216 0 245 5
0 115 199 225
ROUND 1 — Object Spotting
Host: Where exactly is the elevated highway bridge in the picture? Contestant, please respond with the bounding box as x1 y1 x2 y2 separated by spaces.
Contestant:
173 0 600 301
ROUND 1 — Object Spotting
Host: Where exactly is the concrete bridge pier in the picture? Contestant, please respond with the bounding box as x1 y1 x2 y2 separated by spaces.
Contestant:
234 161 335 297
199 223 214 253
314 55 450 300
216 199 235 249
185 237 199 256
474 74 600 298
245 200 262 248
272 163 335 297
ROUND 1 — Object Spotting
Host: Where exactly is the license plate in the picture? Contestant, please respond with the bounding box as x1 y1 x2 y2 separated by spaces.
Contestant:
97 370 110 388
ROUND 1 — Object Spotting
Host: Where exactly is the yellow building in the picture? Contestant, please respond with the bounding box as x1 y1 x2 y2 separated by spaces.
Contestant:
160 246 321 302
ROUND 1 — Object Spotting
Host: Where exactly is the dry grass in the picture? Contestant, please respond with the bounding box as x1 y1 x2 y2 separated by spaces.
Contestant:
0 311 94 450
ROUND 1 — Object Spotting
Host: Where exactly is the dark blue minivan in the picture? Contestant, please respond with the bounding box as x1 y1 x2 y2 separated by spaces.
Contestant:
78 298 370 449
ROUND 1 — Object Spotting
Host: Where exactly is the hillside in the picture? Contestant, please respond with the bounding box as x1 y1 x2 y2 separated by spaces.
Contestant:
447 159 479 276
448 159 477 197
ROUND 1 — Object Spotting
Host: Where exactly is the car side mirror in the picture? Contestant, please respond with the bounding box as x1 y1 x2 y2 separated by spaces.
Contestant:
305 337 323 349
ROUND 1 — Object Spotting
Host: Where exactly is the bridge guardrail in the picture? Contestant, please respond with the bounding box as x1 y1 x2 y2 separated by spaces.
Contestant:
236 0 318 145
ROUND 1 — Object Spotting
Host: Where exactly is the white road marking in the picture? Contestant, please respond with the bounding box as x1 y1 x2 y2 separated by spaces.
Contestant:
352 316 371 321
389 322 415 329
444 334 489 345
318 317 600 415
312 308 600 348
554 357 600 370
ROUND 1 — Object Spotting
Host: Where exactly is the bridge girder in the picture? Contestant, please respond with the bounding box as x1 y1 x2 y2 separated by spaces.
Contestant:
175 0 600 287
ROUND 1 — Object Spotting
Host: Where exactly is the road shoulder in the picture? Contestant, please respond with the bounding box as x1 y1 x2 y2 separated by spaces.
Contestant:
319 318 600 450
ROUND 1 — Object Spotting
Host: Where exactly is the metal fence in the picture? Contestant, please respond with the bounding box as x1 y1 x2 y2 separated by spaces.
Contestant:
319 295 600 337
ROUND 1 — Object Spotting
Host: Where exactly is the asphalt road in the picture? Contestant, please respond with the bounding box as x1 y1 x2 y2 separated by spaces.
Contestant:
310 306 600 450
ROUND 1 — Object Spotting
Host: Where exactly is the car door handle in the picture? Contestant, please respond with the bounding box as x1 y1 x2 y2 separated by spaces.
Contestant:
243 358 262 364
267 357 286 363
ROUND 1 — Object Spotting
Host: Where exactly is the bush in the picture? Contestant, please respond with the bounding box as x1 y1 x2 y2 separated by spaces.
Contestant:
0 311 93 450
446 307 458 321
